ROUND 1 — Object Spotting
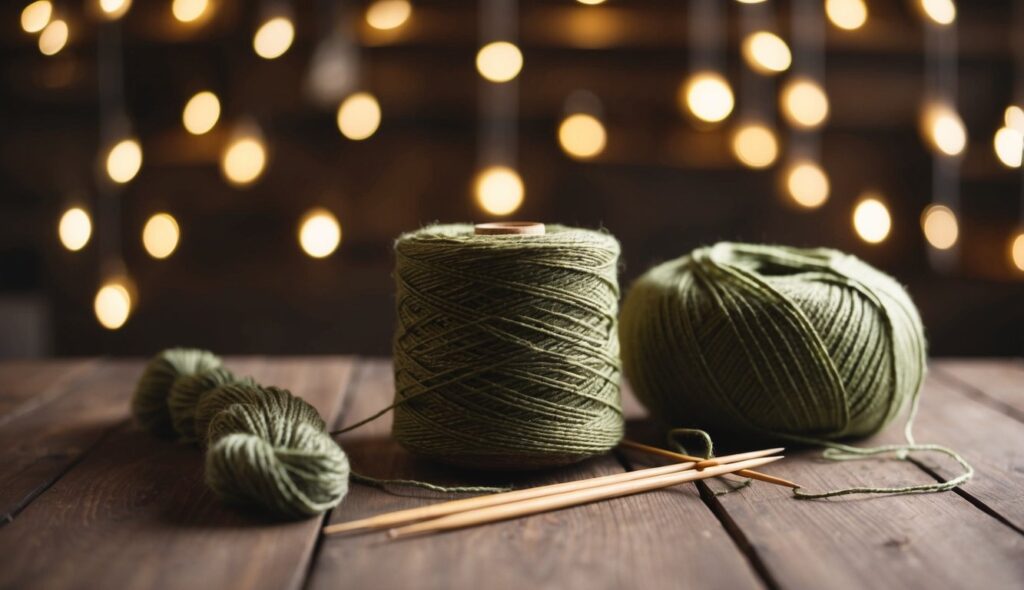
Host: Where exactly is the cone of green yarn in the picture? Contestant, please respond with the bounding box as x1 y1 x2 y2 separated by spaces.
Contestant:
619 243 927 441
391 224 624 469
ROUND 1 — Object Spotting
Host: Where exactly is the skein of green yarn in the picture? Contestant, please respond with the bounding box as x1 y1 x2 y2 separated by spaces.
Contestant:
132 348 223 438
391 224 624 469
620 242 926 441
131 349 349 519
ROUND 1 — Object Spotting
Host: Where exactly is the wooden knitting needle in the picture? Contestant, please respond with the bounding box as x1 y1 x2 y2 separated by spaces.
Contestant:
323 447 783 536
619 439 800 490
388 456 783 539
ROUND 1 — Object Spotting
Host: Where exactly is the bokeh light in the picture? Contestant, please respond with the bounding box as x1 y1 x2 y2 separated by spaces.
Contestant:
921 204 959 250
182 91 221 135
731 124 779 169
38 19 68 56
365 0 412 31
785 161 830 209
826 0 868 30
221 136 267 186
741 32 791 74
558 113 607 160
919 0 956 25
172 0 209 23
922 104 966 156
94 278 134 330
21 1 52 33
298 208 342 258
781 78 829 129
1011 232 1024 272
58 207 92 252
98 0 131 20
852 196 892 244
142 213 180 259
993 127 1023 168
681 71 734 123
106 138 143 184
1006 105 1024 133
476 42 523 83
336 92 382 140
253 16 295 60
475 166 524 216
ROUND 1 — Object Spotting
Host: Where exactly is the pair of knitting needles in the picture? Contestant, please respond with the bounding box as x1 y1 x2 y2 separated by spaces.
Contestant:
322 441 796 539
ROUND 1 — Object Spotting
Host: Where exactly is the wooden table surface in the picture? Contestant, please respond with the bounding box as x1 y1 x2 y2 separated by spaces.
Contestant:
0 357 1021 590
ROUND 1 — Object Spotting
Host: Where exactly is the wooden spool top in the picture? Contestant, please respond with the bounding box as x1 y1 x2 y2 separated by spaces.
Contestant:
474 222 546 236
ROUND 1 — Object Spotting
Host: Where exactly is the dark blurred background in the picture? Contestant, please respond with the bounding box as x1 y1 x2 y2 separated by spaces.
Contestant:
1 0 1022 359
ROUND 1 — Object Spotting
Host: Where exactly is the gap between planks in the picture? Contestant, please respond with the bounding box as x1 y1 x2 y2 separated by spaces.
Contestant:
929 364 1024 425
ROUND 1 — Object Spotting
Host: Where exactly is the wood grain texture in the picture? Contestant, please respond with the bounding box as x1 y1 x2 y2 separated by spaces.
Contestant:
0 360 136 523
0 357 355 590
308 360 765 590
656 375 1024 590
0 358 99 423
932 359 1024 421
913 370 1024 531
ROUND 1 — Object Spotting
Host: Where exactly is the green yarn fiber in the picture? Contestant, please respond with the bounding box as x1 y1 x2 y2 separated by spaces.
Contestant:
132 348 222 438
390 224 624 469
620 242 926 441
131 350 349 519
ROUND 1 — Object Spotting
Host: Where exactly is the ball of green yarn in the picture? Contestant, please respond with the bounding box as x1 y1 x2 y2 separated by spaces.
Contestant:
168 367 247 443
391 224 624 469
205 421 350 519
132 348 222 437
619 243 926 441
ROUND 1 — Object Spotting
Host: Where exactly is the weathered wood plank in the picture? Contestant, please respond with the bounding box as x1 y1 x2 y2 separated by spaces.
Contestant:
0 358 100 423
308 360 765 590
642 374 1024 590
0 360 137 523
910 371 1024 531
0 357 355 590
932 359 1024 421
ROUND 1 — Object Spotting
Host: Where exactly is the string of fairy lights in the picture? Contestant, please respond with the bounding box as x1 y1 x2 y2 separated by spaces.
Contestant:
19 0 1024 332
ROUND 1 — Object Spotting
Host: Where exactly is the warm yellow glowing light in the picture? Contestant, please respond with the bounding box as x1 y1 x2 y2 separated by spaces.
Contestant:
476 41 523 83
781 78 829 129
99 0 131 19
576 0 606 4
741 32 791 74
786 162 829 208
919 0 956 25
172 0 209 23
106 139 143 184
1006 105 1024 133
94 280 132 330
558 113 607 160
336 92 382 140
221 137 267 186
826 0 868 30
365 0 412 30
922 104 966 156
1011 232 1024 272
21 1 52 33
993 127 1023 168
38 19 67 56
731 124 779 168
475 166 524 216
680 71 734 123
253 17 295 59
736 0 767 3
921 204 958 249
182 91 220 135
58 207 92 252
298 208 342 258
142 213 180 259
852 196 892 244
